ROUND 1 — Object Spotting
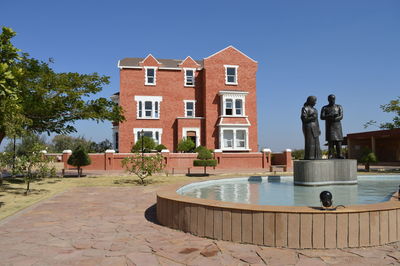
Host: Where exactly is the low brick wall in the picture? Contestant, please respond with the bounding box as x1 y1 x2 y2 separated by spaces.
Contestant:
157 182 400 249
61 150 293 172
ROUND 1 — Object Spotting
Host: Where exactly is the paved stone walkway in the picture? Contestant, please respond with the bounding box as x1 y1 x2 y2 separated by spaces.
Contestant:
1 186 400 266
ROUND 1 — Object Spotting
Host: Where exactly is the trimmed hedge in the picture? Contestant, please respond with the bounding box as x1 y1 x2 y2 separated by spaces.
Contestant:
193 159 217 167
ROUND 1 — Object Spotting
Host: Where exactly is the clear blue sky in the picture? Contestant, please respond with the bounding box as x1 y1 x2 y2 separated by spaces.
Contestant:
2 0 399 151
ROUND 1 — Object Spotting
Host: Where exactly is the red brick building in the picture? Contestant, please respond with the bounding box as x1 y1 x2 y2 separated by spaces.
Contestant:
113 46 258 153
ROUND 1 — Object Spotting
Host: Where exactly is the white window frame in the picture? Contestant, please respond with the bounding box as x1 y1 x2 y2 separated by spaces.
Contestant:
184 100 196 118
134 128 163 145
184 68 195 87
182 127 200 147
134 96 163 119
112 126 119 152
224 65 238 85
219 127 249 151
144 67 157 85
219 91 247 117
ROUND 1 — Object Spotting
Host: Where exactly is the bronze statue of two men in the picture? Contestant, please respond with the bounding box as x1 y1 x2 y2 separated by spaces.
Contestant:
301 94 343 160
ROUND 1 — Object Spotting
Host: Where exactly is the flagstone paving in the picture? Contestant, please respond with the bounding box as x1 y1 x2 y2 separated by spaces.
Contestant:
0 185 400 265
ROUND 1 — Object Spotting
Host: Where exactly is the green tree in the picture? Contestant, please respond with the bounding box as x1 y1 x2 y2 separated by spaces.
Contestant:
177 138 195 153
193 146 217 175
365 96 400 130
0 27 26 142
0 27 125 145
131 136 155 153
291 149 304 160
67 145 91 177
121 153 164 184
4 133 47 156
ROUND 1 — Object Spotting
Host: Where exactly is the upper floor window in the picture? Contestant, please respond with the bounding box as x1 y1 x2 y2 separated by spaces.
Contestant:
135 96 163 119
145 67 157 85
184 100 196 117
184 68 195 87
224 65 238 85
219 91 247 117
223 98 243 116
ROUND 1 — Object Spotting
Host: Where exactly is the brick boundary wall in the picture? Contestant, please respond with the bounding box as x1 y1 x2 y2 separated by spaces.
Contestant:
59 149 293 172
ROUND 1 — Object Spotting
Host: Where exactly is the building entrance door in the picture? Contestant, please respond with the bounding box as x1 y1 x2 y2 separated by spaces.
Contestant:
187 131 197 146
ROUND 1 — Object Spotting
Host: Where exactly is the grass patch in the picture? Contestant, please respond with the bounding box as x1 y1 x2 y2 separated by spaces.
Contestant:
0 173 191 221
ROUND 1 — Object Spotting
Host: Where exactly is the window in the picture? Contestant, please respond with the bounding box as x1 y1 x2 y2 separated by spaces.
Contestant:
184 100 196 117
225 99 233 115
145 67 157 85
134 128 162 145
236 130 246 148
135 96 162 119
224 65 238 85
219 91 247 117
223 130 233 148
184 68 195 86
235 99 243 115
220 128 248 150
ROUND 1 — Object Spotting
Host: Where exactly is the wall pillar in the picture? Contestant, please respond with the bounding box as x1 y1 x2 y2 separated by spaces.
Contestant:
62 150 72 170
262 148 271 169
283 149 293 171
161 149 170 169
214 149 223 166
105 150 115 170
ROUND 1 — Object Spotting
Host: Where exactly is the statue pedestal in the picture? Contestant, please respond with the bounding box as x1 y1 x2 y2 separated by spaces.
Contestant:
294 159 357 186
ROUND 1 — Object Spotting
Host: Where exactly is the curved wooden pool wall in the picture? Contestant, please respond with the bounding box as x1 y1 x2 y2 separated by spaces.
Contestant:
157 184 400 249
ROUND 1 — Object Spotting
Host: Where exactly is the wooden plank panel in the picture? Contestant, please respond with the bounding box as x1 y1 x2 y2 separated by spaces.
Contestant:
300 214 312 249
190 204 198 234
348 213 359 247
288 213 300 248
370 211 380 246
312 214 325 248
275 213 288 247
231 210 242 242
172 201 180 229
253 212 263 245
263 212 275 247
197 205 205 237
325 214 337 248
337 214 348 248
389 210 397 243
222 209 232 241
380 211 389 245
359 212 369 246
182 203 190 232
205 207 214 238
242 210 252 243
213 208 223 240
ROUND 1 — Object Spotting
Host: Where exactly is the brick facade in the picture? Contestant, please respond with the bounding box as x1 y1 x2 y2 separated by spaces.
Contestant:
114 46 258 153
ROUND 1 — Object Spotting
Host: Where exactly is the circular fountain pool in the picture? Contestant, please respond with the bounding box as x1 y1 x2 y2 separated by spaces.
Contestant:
157 175 400 249
177 175 400 206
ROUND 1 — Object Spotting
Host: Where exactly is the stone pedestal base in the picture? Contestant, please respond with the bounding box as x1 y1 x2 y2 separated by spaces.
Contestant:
294 159 357 186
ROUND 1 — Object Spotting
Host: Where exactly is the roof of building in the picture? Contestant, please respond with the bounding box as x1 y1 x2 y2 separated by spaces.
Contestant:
347 128 400 139
119 57 204 69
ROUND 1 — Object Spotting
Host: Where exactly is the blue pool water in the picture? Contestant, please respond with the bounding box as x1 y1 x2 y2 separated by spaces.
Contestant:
177 175 400 206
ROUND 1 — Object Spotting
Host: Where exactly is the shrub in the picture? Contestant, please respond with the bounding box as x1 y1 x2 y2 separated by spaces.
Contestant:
177 138 195 153
359 149 377 172
155 144 167 152
131 136 155 153
193 147 217 175
121 153 165 184
67 145 91 177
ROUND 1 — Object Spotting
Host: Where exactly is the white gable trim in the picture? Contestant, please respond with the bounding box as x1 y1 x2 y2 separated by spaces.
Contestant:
140 54 162 65
204 45 257 63
179 56 201 67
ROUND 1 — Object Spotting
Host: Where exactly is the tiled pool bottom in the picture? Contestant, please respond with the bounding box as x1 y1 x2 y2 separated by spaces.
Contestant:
157 176 400 249
177 175 400 206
